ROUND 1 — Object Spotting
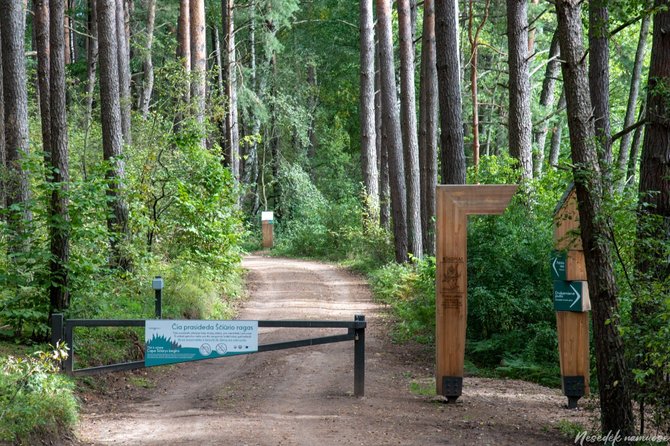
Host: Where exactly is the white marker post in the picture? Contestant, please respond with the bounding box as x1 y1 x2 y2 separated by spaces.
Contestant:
261 211 274 248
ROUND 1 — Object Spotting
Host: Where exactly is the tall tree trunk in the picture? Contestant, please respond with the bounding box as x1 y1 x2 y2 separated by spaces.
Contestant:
48 0 70 311
306 64 318 164
467 0 490 171
636 0 670 288
213 25 223 94
0 29 4 212
98 0 130 269
616 12 651 190
633 1 669 420
115 0 131 144
376 0 408 263
555 0 635 435
190 0 206 146
139 0 156 119
589 0 612 178
64 1 71 64
245 0 259 210
222 0 239 178
527 0 539 53
359 0 379 223
435 0 466 184
69 0 76 61
506 0 533 181
376 45 390 230
177 0 191 102
418 0 437 255
34 0 52 170
84 0 98 139
1 0 32 250
548 89 566 168
533 31 561 177
398 0 422 258
627 100 646 186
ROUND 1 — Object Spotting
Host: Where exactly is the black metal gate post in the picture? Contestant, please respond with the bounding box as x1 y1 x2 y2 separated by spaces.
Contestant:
354 314 365 397
51 313 64 346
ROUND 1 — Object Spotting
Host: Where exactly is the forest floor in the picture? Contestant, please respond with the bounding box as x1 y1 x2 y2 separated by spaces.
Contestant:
74 254 599 445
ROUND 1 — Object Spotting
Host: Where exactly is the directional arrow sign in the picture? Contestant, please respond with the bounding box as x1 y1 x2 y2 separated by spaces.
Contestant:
550 251 567 281
553 281 590 312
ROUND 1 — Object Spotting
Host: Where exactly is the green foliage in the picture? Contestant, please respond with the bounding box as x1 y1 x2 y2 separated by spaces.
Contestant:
0 344 77 443
369 258 435 344
273 161 393 266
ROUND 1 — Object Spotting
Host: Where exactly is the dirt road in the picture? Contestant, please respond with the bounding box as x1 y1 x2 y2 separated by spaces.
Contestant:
77 255 596 445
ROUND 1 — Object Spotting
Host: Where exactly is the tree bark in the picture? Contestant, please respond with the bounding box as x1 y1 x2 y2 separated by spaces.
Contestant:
589 0 612 177
548 90 566 169
376 0 408 263
0 28 4 212
555 0 635 435
637 1 670 280
244 0 260 209
435 0 466 184
627 100 646 186
84 0 98 138
139 0 156 119
177 0 191 102
376 44 390 230
34 0 52 170
115 0 132 144
98 0 130 269
398 0 422 258
222 0 239 178
418 0 437 255
533 31 560 177
616 12 651 190
1 0 32 249
48 0 70 311
190 0 206 146
359 0 379 223
467 0 490 170
506 0 533 180
64 0 71 64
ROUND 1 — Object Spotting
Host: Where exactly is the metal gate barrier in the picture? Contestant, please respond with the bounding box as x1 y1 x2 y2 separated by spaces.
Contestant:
51 314 367 396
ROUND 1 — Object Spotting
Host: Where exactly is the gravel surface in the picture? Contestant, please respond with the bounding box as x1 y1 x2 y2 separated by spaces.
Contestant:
76 254 598 445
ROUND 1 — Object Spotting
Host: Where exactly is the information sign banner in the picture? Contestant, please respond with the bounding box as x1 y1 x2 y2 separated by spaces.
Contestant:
145 320 258 367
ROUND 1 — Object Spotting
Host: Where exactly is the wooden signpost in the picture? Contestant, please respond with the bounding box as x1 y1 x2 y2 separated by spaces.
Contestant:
435 185 517 401
553 186 590 409
261 211 274 249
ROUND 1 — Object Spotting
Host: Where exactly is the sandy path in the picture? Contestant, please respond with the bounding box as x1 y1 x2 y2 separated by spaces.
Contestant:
77 255 596 445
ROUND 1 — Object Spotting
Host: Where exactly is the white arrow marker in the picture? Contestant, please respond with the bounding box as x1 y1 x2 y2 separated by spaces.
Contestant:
569 284 581 308
552 257 560 277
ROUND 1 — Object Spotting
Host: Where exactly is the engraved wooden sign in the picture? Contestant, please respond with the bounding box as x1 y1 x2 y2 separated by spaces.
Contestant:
435 185 517 401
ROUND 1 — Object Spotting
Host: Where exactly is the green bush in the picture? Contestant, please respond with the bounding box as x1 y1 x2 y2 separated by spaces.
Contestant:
0 344 77 443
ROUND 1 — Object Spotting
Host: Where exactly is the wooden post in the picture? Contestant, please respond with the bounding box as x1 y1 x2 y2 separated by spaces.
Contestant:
553 186 590 408
261 211 274 249
435 185 517 401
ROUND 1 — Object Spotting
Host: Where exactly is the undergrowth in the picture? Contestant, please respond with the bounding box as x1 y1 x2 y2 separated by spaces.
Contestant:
272 156 571 388
0 344 77 444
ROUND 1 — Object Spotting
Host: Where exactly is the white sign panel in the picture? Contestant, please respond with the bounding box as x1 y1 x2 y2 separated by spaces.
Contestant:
145 320 258 367
261 211 274 222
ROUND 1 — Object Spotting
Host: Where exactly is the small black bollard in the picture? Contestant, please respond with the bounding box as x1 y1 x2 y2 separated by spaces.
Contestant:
354 314 366 397
152 276 164 319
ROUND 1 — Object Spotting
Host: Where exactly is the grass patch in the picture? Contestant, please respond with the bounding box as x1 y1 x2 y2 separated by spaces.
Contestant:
556 420 585 439
409 377 436 397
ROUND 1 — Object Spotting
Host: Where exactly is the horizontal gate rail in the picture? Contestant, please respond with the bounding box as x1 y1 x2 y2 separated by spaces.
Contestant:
51 314 366 396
